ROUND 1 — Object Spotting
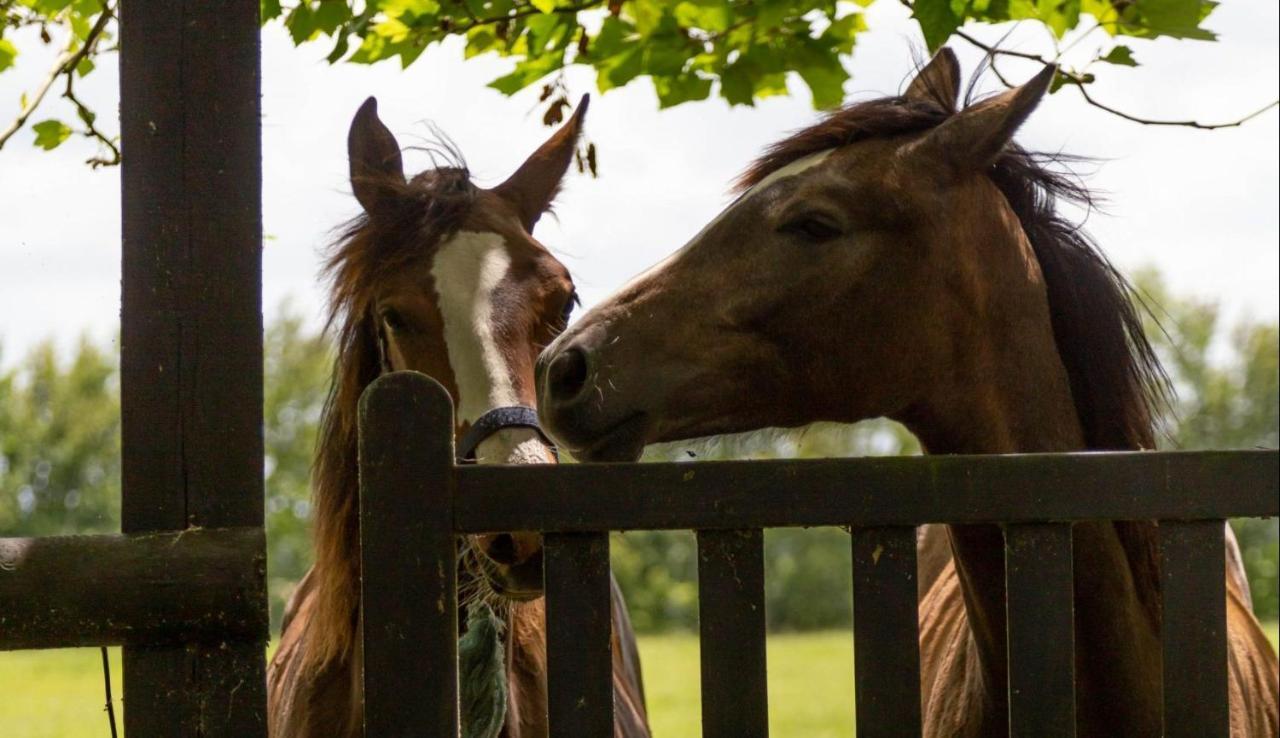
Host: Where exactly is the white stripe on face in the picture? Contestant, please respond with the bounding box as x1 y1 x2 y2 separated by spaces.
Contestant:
430 231 555 465
430 231 518 426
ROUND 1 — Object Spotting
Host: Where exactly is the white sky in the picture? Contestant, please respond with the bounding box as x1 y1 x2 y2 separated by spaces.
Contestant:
1 1 1276 366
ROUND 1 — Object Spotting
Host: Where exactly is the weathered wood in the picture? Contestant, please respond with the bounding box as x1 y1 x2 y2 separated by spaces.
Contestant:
545 531 614 736
454 451 1278 532
0 528 266 650
1004 523 1075 738
697 529 768 738
1161 520 1229 738
359 372 459 738
118 0 265 733
851 526 921 737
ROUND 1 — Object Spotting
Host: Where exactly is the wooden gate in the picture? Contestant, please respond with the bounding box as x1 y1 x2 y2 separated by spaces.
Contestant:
359 371 1279 738
0 1 268 734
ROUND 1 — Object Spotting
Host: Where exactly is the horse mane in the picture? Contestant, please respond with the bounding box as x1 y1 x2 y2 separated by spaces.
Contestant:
307 164 477 668
738 84 1173 618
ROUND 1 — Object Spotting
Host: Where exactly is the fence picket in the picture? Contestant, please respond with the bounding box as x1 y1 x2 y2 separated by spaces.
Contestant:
697 529 770 738
359 373 458 737
851 526 921 738
1004 523 1075 737
545 531 615 736
1160 520 1229 738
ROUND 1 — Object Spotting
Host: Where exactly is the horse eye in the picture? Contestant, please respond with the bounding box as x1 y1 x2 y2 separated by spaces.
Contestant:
559 290 580 327
380 308 409 333
780 215 842 242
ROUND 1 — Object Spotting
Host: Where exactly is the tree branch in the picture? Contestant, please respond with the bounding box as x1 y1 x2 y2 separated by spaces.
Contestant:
952 26 1280 130
0 2 117 157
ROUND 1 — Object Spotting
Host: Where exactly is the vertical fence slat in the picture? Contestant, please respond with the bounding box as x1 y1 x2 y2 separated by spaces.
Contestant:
1004 523 1075 738
546 531 614 736
1160 520 1229 738
119 0 265 734
359 373 458 737
851 526 921 738
697 529 769 738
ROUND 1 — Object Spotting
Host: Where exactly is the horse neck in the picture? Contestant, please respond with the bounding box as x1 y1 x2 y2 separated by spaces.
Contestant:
902 280 1162 732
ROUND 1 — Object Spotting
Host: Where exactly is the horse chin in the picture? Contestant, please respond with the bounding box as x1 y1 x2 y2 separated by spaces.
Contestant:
485 554 545 603
570 413 650 463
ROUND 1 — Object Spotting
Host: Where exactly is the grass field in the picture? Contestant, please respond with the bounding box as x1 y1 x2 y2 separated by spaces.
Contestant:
2 626 1276 737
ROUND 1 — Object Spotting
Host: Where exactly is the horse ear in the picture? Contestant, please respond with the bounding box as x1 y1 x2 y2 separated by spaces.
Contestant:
905 47 961 111
912 64 1056 179
493 94 590 231
348 97 405 216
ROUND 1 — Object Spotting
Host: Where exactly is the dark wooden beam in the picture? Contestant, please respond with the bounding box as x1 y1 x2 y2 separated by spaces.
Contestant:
1161 520 1229 738
1004 523 1075 737
697 529 769 738
851 526 921 737
0 528 266 650
453 451 1278 533
359 373 459 737
118 0 265 734
545 531 615 736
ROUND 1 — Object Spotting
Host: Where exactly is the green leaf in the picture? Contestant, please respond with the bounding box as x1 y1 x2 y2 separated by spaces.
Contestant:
531 0 557 13
820 12 867 54
487 53 564 94
912 0 961 52
1129 0 1218 40
75 56 95 77
32 120 73 151
654 73 712 108
719 62 754 106
285 4 317 44
1100 45 1138 66
595 46 644 91
674 0 731 33
792 41 848 109
0 39 17 74
261 0 284 22
313 1 352 34
632 0 666 37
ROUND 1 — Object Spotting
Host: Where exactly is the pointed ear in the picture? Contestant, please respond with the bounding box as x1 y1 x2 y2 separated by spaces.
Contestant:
493 94 590 231
348 97 405 216
911 64 1056 179
905 47 961 111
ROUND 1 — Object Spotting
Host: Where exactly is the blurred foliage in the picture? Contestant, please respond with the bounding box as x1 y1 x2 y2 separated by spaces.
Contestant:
1136 269 1280 620
1 0 1246 166
0 270 1276 630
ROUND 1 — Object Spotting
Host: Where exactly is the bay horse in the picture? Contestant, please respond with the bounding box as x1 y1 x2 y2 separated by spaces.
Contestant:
536 51 1278 736
267 96 650 738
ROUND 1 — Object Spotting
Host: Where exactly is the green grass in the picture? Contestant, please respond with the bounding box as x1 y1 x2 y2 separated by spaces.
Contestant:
2 627 1276 737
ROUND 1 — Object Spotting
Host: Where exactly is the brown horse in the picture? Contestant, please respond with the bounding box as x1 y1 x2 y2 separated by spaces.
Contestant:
268 97 650 738
536 51 1278 736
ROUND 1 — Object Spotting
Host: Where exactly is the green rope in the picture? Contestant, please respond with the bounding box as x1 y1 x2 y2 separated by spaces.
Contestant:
458 602 508 738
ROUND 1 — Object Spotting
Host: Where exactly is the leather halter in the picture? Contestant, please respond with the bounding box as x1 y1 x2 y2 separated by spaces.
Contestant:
456 405 558 463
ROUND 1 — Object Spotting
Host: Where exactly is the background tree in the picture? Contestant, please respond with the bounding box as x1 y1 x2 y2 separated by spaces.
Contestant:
1 0 1275 165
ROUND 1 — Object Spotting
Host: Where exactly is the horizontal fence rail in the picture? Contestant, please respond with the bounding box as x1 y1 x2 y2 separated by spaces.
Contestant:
452 451 1277 532
358 372 1280 738
0 527 267 650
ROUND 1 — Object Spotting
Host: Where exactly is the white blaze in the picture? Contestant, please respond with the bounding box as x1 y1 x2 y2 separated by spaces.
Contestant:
431 231 552 465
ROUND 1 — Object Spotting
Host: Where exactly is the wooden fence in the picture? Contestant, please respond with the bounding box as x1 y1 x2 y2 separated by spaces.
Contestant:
359 371 1279 738
0 1 269 734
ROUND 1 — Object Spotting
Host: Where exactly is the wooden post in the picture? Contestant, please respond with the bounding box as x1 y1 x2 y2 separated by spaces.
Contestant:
359 372 460 736
118 0 266 734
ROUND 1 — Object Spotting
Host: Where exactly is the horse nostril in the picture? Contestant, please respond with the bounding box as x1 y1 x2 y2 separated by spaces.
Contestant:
484 534 518 565
547 346 591 404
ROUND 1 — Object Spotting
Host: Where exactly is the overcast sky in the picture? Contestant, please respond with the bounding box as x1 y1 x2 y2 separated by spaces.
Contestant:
1 1 1276 366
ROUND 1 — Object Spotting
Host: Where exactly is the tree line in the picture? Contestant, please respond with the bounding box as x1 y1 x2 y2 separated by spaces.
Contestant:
1 271 1276 631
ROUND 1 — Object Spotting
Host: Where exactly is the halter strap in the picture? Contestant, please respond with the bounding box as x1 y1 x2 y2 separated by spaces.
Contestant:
456 405 558 463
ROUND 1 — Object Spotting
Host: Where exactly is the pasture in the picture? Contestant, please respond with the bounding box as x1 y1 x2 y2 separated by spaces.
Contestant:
3 626 1275 738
